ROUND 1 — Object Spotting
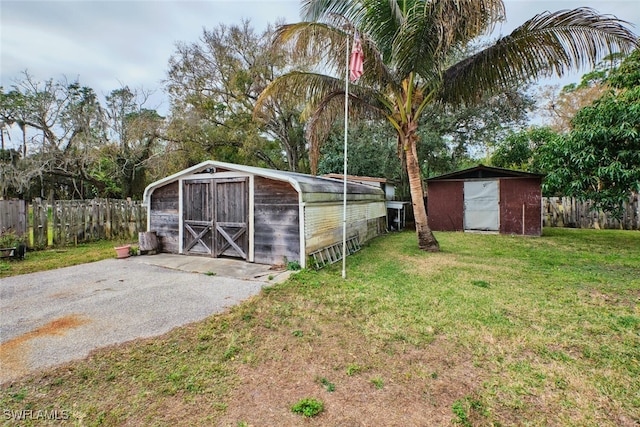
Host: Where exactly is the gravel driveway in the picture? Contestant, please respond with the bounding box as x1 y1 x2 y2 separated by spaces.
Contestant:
0 257 278 384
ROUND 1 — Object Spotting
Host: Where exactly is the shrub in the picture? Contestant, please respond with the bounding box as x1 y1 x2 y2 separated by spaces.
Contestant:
291 398 324 417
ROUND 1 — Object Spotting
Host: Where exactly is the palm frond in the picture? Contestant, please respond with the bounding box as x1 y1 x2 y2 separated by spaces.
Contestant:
359 0 406 62
255 71 342 120
441 7 638 105
274 21 400 93
302 0 363 24
393 0 505 78
274 22 347 69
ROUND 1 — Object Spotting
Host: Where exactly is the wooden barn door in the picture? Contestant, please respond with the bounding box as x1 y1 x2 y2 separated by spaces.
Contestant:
183 179 214 255
213 177 249 259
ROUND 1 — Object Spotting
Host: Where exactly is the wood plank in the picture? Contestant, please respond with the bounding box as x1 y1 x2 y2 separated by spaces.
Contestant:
254 177 298 204
212 177 248 259
215 225 247 258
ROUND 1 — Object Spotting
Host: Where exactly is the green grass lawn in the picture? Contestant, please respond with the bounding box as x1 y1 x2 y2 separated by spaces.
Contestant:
1 228 638 426
0 239 134 278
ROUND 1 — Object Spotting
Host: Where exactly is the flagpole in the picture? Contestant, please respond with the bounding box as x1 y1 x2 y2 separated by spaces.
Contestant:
342 33 349 280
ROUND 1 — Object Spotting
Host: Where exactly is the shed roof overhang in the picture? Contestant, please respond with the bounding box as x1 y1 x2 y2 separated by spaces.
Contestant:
426 164 544 181
143 160 384 206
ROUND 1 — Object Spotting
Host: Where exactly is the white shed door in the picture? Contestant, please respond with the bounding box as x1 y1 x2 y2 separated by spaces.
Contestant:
464 180 499 231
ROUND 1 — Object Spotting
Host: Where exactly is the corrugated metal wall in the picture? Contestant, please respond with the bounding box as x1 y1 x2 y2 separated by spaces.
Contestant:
500 178 542 236
464 180 500 231
427 181 464 231
427 178 542 236
304 201 386 254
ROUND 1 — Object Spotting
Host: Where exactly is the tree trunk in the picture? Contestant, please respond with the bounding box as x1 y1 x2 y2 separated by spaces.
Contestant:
404 136 439 252
20 122 27 158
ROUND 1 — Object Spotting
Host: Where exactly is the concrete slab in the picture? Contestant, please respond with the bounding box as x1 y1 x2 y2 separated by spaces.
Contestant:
0 255 296 384
132 253 293 284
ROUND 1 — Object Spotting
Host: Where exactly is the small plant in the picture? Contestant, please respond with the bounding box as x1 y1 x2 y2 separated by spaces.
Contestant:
287 260 301 270
268 274 274 280
291 398 324 417
371 377 384 389
452 399 471 427
0 230 25 248
317 377 335 392
452 396 486 427
346 364 364 376
198 332 212 341
291 330 304 337
471 280 490 288
204 271 216 276
223 345 241 361
308 256 325 270
0 230 27 260
10 389 27 402
129 245 139 256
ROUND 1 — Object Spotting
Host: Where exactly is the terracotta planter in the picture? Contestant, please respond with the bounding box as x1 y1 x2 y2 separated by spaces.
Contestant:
114 245 131 259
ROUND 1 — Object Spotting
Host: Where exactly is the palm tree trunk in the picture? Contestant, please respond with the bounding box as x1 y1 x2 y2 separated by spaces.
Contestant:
404 136 439 252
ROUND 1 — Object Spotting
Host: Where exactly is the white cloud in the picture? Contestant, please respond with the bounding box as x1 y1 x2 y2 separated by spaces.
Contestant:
0 0 637 114
1 0 300 94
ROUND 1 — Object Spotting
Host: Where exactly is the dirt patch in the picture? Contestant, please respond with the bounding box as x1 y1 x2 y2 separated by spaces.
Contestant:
217 335 484 426
397 253 462 275
0 315 90 382
397 252 515 277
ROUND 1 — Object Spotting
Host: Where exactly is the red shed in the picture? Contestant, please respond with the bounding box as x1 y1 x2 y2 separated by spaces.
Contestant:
426 165 543 236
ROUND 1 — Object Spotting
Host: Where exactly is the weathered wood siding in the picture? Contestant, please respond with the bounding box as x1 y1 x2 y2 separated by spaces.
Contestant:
213 178 248 259
0 200 27 238
253 177 300 265
304 200 386 255
182 179 214 255
146 163 387 266
543 195 639 230
50 199 146 245
25 198 146 248
150 181 179 253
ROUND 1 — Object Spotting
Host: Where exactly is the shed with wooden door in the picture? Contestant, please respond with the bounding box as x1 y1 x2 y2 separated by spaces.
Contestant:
142 160 387 268
426 165 544 236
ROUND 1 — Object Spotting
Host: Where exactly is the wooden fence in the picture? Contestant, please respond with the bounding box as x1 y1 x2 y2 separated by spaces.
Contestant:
0 200 28 238
31 198 147 248
542 196 639 230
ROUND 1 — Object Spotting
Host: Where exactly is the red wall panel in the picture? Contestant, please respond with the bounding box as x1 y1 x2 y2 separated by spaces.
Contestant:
427 181 464 231
499 178 542 236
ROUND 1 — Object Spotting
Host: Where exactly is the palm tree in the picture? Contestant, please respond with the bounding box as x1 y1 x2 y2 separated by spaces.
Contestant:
256 0 637 251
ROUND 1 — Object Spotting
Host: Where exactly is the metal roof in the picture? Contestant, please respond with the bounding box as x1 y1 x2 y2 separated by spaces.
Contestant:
323 173 387 183
427 164 544 181
143 160 384 205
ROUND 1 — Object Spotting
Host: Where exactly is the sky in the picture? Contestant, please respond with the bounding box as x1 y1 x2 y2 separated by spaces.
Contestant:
1 0 639 134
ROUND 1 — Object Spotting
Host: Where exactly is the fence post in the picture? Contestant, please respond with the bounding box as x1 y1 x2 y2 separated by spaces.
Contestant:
105 199 112 239
52 200 60 246
31 198 49 249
